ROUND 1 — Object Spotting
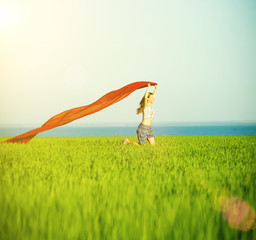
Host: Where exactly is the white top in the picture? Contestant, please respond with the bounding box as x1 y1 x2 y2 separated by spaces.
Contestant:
143 104 154 119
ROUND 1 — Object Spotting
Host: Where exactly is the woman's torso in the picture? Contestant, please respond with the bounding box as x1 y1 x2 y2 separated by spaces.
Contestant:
142 104 153 126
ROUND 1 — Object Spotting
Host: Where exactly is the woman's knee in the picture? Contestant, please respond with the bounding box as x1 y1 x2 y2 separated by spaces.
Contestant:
148 137 155 145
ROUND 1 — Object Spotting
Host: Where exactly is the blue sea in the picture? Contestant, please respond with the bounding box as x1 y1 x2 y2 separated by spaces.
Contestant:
0 124 255 137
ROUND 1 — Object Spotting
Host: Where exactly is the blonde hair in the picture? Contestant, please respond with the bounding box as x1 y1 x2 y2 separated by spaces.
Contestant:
137 92 153 114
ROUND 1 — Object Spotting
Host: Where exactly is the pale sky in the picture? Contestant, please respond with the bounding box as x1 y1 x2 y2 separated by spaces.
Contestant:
0 0 256 127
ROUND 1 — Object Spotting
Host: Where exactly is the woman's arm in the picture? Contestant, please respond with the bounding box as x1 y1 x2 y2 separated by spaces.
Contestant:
144 84 151 105
152 84 158 98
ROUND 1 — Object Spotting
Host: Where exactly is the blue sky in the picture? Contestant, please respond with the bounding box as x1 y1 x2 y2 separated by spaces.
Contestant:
0 0 255 126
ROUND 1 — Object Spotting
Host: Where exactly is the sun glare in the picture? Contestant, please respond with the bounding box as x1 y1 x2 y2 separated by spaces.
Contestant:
0 6 12 27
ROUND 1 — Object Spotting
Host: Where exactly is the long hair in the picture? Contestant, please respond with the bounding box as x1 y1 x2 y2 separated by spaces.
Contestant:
137 92 153 114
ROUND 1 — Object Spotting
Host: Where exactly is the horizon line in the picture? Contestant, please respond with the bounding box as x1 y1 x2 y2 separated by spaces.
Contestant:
0 120 256 128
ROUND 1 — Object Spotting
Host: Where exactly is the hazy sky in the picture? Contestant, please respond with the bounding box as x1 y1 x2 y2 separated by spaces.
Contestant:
1 0 255 126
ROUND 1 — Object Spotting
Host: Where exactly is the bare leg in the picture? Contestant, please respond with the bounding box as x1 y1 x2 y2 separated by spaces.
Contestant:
123 138 140 146
148 137 155 146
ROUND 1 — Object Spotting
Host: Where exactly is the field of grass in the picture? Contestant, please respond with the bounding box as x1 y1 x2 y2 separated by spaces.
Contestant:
0 136 255 240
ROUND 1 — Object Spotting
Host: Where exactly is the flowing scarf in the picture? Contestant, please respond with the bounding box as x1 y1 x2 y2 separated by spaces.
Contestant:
2 81 157 144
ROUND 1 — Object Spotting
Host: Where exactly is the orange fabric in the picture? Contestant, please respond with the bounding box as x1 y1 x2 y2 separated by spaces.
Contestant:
2 81 157 144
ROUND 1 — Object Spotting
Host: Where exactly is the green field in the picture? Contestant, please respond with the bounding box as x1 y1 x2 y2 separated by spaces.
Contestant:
0 136 255 240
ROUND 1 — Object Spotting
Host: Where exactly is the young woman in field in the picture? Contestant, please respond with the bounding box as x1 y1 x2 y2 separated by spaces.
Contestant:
123 83 157 146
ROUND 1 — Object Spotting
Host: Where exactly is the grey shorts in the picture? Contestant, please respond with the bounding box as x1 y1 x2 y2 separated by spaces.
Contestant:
136 123 155 145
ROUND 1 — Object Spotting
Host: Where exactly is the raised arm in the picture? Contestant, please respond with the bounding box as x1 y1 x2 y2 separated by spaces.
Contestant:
152 84 158 98
144 84 151 105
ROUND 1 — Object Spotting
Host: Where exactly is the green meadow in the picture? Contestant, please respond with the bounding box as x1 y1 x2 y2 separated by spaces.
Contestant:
0 136 255 240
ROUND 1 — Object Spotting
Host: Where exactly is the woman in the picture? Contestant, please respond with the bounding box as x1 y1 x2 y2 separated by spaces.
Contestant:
124 83 158 146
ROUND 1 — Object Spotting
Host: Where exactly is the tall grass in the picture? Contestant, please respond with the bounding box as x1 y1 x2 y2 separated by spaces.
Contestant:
0 136 255 240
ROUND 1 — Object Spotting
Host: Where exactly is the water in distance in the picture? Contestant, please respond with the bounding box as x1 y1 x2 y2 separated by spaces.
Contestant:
0 124 256 137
